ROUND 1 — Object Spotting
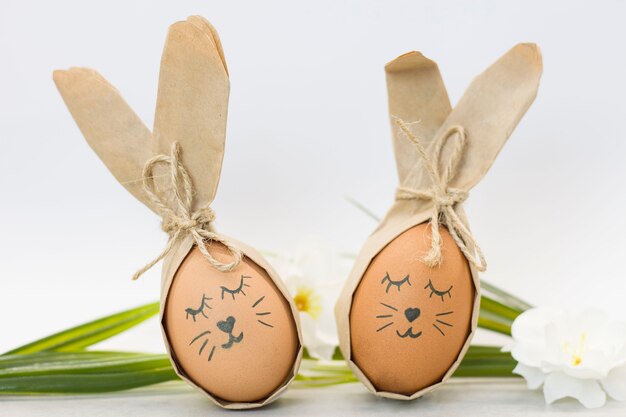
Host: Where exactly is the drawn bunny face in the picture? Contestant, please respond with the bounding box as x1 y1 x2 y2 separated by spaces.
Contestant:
376 273 456 340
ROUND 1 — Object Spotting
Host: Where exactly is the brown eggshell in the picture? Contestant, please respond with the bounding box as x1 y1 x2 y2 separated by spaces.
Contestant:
164 243 299 403
350 223 474 395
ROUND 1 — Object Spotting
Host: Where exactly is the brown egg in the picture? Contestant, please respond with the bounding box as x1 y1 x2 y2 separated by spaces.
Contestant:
164 243 299 403
350 223 475 395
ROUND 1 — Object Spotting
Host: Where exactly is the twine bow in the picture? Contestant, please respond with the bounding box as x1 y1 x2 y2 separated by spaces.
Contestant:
394 118 487 272
132 142 242 280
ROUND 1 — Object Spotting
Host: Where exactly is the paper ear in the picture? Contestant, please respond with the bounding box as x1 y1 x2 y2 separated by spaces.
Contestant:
53 67 156 212
385 52 451 184
186 16 229 76
443 43 543 191
153 17 230 211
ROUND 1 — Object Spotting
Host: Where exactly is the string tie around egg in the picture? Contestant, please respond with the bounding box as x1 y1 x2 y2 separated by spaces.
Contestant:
394 118 487 272
132 142 243 280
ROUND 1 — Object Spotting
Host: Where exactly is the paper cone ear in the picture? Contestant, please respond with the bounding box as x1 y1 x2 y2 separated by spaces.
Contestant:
53 68 156 212
385 52 451 184
153 17 230 210
443 43 543 191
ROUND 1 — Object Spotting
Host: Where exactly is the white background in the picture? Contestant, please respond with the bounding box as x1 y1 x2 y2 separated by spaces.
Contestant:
1 0 626 353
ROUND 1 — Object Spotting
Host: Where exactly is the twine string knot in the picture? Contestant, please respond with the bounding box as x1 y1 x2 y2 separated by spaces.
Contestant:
132 142 242 280
394 118 487 272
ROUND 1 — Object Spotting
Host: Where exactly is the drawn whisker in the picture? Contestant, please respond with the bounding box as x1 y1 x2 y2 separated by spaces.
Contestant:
436 311 454 316
376 314 393 318
380 302 398 312
256 312 271 316
198 339 208 355
189 330 211 345
436 319 453 327
208 345 216 362
432 323 446 336
252 296 265 308
376 322 394 332
257 320 274 328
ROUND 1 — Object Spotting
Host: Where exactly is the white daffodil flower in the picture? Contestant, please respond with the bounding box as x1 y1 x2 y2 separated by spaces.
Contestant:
273 238 350 360
507 307 626 408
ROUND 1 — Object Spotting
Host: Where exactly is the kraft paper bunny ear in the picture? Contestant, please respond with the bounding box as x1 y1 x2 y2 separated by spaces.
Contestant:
385 51 451 184
52 68 156 212
153 19 229 209
54 16 302 410
336 43 542 401
439 43 542 191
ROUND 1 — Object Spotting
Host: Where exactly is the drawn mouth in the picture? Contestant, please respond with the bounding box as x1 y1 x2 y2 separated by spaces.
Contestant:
396 327 422 339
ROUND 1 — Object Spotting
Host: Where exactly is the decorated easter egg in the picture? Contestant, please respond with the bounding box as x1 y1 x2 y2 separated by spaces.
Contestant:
164 243 299 403
350 223 475 395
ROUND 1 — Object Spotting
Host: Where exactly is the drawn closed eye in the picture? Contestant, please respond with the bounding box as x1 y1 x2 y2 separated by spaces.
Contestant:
381 273 411 293
184 294 212 322
424 279 453 301
220 275 251 300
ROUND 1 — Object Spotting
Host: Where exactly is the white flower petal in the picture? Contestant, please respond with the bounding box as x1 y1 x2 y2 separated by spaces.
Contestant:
513 363 547 389
275 237 348 361
602 364 626 401
543 372 606 408
575 309 607 333
511 343 548 368
309 344 336 361
299 313 318 349
511 307 564 343
562 349 612 379
298 310 338 360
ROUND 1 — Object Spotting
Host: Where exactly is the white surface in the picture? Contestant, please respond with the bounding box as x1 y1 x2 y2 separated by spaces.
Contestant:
3 381 626 416
1 0 626 353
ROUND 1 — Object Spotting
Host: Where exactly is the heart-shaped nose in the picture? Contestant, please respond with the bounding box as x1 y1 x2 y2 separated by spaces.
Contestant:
404 307 420 323
217 316 236 333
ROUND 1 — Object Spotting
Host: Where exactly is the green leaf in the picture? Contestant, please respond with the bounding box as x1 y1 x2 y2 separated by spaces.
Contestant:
481 295 524 320
0 368 178 395
3 303 160 355
481 279 532 312
0 351 178 394
478 294 527 336
0 351 141 370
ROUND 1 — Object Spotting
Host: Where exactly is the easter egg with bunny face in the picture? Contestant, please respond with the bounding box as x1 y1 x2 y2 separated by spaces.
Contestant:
164 242 299 403
350 223 475 395
337 43 542 399
54 16 303 408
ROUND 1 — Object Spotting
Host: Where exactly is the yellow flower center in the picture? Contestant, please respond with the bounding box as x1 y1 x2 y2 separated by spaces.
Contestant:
293 286 321 319
564 332 587 366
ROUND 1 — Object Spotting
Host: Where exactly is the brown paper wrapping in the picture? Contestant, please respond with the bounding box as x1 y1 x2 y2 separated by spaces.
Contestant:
53 16 302 409
335 44 543 399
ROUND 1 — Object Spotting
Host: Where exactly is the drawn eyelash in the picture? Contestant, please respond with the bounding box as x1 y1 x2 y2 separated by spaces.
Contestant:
424 279 453 301
185 294 212 321
381 273 411 293
220 275 251 300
